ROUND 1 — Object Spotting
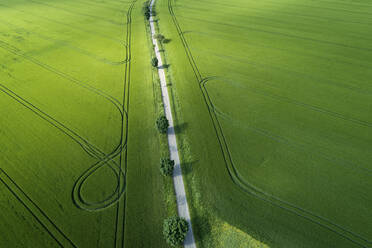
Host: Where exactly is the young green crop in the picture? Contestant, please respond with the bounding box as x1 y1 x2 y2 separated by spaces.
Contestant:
0 0 168 247
156 0 372 247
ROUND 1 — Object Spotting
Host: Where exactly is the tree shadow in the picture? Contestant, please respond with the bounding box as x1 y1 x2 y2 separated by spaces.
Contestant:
174 122 187 134
191 215 212 243
182 160 198 175
159 64 170 69
163 38 172 43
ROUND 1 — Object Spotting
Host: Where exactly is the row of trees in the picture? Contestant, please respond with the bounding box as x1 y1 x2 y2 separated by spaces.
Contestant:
155 115 189 246
148 1 189 240
151 33 168 68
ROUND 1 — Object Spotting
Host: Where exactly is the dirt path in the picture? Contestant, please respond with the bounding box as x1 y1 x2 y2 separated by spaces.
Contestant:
149 0 197 247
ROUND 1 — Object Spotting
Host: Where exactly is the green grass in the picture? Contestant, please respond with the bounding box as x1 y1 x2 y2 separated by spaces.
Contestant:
156 0 372 247
0 0 169 247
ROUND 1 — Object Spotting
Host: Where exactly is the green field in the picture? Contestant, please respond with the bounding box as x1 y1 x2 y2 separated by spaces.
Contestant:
156 0 372 247
1 0 372 247
0 0 170 247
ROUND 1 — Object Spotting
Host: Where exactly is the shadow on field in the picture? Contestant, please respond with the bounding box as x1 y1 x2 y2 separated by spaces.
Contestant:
158 64 170 69
182 160 198 175
191 215 211 243
174 122 188 134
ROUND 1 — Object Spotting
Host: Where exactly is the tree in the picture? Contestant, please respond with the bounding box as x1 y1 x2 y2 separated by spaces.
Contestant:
152 57 159 67
160 158 175 176
142 2 150 20
156 115 168 133
163 216 189 247
145 11 150 20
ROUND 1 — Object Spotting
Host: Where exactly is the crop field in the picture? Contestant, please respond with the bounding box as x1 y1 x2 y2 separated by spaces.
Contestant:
2 0 372 247
157 0 372 247
0 0 168 247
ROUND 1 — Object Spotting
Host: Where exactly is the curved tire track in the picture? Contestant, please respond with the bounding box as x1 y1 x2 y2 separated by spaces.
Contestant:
0 0 137 246
0 40 124 117
0 83 126 211
0 1 137 213
113 1 137 247
202 78 372 175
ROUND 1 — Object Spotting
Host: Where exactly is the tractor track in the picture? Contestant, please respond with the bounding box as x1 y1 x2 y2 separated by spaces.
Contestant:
0 2 126 45
202 79 372 175
0 0 137 246
0 169 78 248
0 83 126 211
113 1 137 247
0 17 127 65
26 0 124 27
167 0 371 247
174 14 372 54
0 40 124 116
60 0 128 12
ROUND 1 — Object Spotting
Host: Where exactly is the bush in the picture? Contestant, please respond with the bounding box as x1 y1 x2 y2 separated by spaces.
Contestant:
160 158 175 176
163 216 189 247
152 57 159 67
156 115 168 133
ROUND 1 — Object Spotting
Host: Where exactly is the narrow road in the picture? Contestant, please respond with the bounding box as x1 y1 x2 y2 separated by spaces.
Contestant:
149 0 197 247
